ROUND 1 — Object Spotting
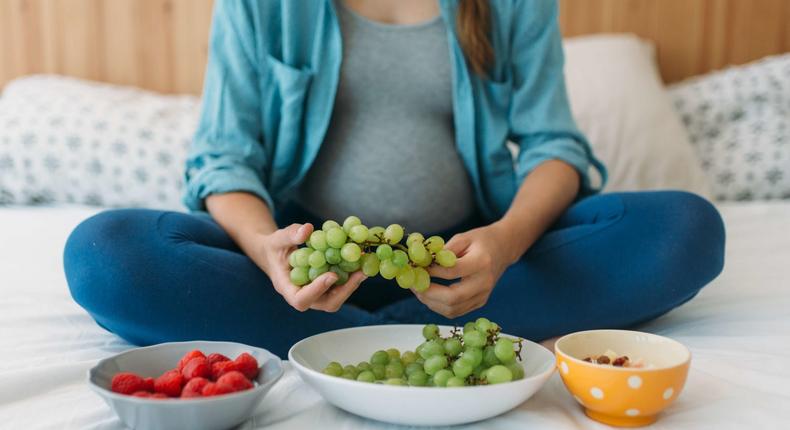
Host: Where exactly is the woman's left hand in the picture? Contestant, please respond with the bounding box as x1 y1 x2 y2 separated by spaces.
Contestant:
417 222 524 319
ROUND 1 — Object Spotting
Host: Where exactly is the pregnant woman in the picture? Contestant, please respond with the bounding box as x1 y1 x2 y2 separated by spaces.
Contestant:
64 0 725 358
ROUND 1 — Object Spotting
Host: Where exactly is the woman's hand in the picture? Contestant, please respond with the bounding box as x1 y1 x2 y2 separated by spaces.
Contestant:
418 222 522 319
251 223 367 313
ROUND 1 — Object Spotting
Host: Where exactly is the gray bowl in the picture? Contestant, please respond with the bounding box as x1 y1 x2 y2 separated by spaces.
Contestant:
89 341 283 430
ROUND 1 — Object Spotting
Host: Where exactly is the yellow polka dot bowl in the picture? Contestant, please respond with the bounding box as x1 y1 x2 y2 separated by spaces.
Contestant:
555 330 690 427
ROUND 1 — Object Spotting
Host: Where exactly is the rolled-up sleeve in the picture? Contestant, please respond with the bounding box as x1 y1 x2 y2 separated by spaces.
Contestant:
508 0 606 196
183 0 274 212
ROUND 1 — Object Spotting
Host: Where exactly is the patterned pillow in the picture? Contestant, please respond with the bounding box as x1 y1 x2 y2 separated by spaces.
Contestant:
0 75 199 210
668 54 790 201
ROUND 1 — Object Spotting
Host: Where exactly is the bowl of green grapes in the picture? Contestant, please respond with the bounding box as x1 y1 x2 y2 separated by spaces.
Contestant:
288 320 555 426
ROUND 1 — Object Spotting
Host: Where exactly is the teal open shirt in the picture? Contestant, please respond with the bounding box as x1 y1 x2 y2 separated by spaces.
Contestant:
183 0 607 222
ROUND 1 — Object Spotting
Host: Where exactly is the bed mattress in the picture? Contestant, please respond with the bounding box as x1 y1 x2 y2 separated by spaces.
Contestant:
1 203 789 429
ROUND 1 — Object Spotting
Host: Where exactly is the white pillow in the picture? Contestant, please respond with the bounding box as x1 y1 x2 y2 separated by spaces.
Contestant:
0 75 198 210
668 53 790 201
563 34 712 197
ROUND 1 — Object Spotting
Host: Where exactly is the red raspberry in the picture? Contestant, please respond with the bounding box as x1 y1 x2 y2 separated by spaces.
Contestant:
211 360 237 380
181 357 210 380
177 350 206 371
111 372 148 395
233 353 260 380
216 371 254 393
154 370 184 397
143 377 155 392
132 391 151 398
207 353 231 367
181 377 210 398
151 393 168 399
201 382 232 397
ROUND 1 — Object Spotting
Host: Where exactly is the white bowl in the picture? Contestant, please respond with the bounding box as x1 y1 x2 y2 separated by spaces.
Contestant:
89 341 284 430
288 325 555 426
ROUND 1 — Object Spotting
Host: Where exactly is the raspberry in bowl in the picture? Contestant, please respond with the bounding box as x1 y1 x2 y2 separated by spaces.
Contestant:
88 341 283 430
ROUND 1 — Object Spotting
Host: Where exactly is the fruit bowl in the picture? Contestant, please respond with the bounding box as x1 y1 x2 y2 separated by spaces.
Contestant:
555 330 691 427
288 325 555 426
88 341 283 430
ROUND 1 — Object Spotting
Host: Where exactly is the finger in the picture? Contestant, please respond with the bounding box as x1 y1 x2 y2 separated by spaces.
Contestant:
311 272 367 312
444 233 472 256
286 272 337 311
427 252 483 280
277 223 314 247
414 274 483 306
415 289 487 319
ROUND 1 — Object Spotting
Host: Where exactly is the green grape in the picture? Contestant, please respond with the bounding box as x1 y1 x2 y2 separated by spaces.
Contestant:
418 340 444 359
475 317 492 334
446 376 466 387
506 362 525 380
407 370 429 386
432 369 453 387
401 350 418 365
340 243 362 262
322 220 341 231
361 253 380 277
459 347 483 367
324 247 342 265
293 248 313 268
375 244 393 260
348 224 369 243
408 242 428 263
371 363 386 379
290 267 309 286
343 365 359 378
384 378 405 386
386 348 401 360
396 266 416 289
379 259 399 280
463 321 477 333
370 350 390 366
342 216 361 233
494 338 516 364
473 365 488 379
329 266 349 285
452 359 474 379
406 232 424 247
388 357 402 367
391 250 409 267
485 365 513 384
356 370 375 383
384 224 404 244
308 250 326 268
463 330 486 348
357 361 371 371
309 230 328 251
288 250 298 267
308 264 329 281
423 355 448 375
326 227 347 248
338 259 360 272
443 338 462 357
416 252 433 267
367 226 385 243
405 362 423 376
436 249 457 267
422 324 439 340
483 345 501 367
323 362 343 376
413 267 430 292
340 372 355 380
385 362 404 378
425 236 445 253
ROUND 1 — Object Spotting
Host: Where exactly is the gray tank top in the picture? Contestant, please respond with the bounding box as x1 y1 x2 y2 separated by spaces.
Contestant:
295 1 476 233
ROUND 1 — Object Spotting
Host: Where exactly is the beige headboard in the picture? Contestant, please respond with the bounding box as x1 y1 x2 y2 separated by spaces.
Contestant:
1 0 789 95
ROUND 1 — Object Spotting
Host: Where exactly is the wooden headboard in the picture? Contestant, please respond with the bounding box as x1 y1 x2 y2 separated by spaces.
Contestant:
1 0 789 95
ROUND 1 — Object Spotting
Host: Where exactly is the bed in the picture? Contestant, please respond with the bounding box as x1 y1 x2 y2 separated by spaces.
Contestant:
1 203 789 429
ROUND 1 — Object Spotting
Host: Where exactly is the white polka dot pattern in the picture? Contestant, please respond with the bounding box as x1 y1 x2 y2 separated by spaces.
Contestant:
627 375 642 389
625 408 640 416
590 387 604 399
560 361 569 375
663 387 674 400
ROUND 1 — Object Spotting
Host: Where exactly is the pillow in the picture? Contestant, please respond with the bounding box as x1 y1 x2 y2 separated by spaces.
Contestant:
668 54 790 201
0 75 199 210
562 34 712 197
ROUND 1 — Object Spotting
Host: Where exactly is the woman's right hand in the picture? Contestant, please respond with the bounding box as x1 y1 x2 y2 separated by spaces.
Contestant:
252 223 367 312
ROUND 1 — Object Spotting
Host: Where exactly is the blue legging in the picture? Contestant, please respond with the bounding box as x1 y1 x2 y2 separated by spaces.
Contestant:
64 191 725 358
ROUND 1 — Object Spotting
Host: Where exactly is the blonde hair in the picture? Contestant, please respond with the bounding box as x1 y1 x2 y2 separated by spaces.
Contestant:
456 0 493 77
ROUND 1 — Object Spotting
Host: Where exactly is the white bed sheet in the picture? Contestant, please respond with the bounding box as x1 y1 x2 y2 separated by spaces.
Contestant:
1 203 789 429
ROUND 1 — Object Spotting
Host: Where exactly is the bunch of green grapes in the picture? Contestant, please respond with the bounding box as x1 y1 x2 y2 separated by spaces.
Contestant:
288 216 457 291
322 318 525 387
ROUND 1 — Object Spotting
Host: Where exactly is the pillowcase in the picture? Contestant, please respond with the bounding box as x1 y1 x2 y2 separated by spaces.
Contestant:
0 75 199 210
562 34 712 198
668 53 790 201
